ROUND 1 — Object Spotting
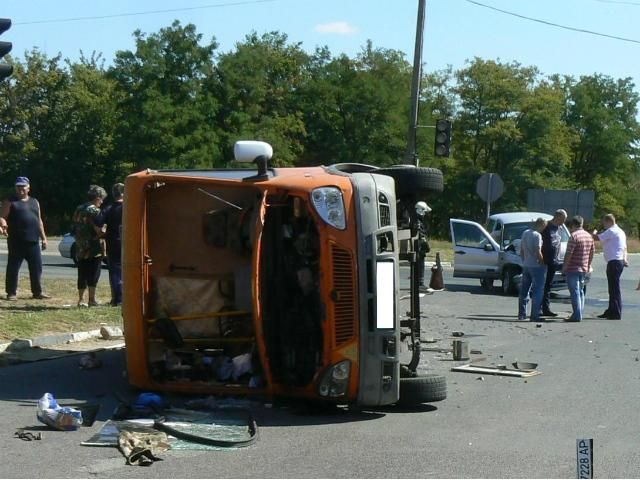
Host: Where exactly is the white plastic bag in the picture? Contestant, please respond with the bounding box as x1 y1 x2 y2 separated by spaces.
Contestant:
36 393 83 431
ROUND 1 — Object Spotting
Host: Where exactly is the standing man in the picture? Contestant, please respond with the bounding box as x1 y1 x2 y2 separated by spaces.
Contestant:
562 216 594 322
0 176 50 300
540 209 567 317
96 183 124 306
411 201 431 290
593 214 627 320
518 217 547 322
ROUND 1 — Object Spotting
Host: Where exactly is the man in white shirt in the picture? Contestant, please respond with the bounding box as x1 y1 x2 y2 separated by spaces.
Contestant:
592 214 628 320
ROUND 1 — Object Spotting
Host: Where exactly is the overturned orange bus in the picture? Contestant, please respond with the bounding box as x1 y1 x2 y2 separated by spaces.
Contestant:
121 141 446 407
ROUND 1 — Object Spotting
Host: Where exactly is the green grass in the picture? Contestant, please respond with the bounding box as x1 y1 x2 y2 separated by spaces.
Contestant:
428 239 454 263
0 278 122 342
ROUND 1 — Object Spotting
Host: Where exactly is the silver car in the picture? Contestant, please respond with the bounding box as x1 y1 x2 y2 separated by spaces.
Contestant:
57 233 78 264
57 233 107 266
449 212 572 295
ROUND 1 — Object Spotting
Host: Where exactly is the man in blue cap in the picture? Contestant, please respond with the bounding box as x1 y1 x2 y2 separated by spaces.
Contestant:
0 176 50 300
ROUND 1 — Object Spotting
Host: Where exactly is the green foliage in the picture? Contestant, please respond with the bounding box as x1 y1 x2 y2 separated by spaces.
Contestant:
215 31 309 166
110 20 220 170
298 41 411 166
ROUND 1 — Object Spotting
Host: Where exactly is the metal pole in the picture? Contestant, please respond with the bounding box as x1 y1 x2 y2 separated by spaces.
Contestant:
404 0 426 166
486 173 493 223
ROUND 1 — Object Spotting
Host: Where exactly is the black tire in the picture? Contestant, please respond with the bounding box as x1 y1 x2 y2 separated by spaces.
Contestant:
480 278 494 289
398 374 447 405
377 166 444 196
70 243 79 266
502 268 517 296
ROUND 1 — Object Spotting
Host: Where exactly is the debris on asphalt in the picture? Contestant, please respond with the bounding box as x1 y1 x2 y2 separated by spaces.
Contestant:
100 325 124 340
476 376 484 381
15 429 42 441
118 428 170 466
36 393 83 431
79 352 102 369
452 331 464 337
452 363 541 377
512 361 538 371
452 339 470 361
470 349 483 355
423 337 440 343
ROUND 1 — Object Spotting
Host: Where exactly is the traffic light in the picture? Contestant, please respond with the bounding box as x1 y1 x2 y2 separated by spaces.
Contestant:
434 119 452 157
0 18 13 81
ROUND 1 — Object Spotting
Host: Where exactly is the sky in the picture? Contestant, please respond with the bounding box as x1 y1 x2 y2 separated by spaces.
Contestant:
3 0 640 90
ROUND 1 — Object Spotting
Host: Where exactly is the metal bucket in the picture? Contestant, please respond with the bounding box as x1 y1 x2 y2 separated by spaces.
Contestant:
452 339 469 361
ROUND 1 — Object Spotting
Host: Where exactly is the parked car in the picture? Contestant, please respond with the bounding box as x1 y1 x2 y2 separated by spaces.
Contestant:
57 233 78 265
449 212 572 295
58 233 107 266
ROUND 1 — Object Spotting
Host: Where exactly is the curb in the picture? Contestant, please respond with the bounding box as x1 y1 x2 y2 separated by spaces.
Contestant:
0 328 107 353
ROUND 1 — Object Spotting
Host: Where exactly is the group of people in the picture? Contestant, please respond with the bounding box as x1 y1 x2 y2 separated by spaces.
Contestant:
0 176 124 307
518 209 628 322
73 183 124 307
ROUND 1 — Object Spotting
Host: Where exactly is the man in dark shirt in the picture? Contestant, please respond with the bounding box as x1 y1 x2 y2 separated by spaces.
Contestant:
411 201 431 290
0 176 50 300
540 209 567 317
96 183 124 306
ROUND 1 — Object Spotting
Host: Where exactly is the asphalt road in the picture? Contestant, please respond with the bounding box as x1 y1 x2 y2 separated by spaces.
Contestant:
0 252 639 478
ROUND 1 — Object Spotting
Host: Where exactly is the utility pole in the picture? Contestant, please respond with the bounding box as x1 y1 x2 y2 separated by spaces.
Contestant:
404 0 426 166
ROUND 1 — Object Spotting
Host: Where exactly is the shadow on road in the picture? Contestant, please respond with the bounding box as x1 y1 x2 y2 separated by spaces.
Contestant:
0 304 75 313
443 284 505 295
458 315 523 323
0 349 441 428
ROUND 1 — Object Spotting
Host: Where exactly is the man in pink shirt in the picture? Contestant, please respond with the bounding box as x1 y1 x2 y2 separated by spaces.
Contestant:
562 215 594 322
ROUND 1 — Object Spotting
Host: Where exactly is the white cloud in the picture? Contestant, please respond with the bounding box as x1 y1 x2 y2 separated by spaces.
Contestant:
314 21 358 35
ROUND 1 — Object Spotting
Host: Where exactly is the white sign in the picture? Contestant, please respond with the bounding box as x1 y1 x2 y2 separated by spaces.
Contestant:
376 261 395 329
576 438 593 479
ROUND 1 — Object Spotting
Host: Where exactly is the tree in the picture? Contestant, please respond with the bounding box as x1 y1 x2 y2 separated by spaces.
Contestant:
214 31 309 167
110 21 220 171
0 50 74 230
566 75 640 197
298 41 412 166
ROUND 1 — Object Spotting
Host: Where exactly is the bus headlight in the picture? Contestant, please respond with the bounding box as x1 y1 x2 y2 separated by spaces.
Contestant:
318 360 351 397
311 187 346 230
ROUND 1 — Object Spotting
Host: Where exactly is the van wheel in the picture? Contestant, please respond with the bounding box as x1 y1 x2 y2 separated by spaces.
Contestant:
502 268 517 296
480 278 494 289
377 166 444 196
398 374 447 405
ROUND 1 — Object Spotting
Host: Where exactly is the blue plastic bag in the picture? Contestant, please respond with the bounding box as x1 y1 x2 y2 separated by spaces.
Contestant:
36 393 83 431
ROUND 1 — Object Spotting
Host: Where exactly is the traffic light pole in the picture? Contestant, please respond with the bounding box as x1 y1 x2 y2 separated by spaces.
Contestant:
404 0 426 167
0 18 12 81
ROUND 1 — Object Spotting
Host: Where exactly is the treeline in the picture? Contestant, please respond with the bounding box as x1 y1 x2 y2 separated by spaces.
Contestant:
1 21 639 236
